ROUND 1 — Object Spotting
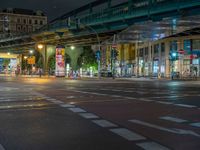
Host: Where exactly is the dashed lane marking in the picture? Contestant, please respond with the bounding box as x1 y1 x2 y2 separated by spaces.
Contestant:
60 104 75 108
68 107 86 113
79 113 99 119
92 119 118 128
174 104 197 108
159 116 188 123
0 144 5 150
136 142 170 150
190 122 200 128
129 119 200 138
110 128 146 141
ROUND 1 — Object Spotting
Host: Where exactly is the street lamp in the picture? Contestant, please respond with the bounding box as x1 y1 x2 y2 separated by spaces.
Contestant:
37 44 44 49
70 46 75 50
67 18 101 79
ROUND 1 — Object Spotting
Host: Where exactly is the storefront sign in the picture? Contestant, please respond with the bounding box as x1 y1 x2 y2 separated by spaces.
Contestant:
55 45 65 77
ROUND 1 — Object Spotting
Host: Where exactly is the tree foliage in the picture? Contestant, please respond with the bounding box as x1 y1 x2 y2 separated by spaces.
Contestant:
78 46 97 70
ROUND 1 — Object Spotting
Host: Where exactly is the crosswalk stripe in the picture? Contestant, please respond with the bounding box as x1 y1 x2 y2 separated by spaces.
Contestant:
174 104 197 108
136 142 170 150
79 113 99 119
110 128 146 141
60 104 75 108
160 116 187 123
68 107 86 113
190 122 200 128
92 120 117 127
0 144 5 150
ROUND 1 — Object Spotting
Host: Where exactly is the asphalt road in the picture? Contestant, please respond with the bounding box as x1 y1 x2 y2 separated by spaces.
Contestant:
0 77 199 150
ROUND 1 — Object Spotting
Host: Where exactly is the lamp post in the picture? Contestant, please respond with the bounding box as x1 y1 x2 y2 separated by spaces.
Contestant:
67 19 101 79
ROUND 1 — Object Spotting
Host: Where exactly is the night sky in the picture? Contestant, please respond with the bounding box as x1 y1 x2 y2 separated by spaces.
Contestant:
1 0 124 21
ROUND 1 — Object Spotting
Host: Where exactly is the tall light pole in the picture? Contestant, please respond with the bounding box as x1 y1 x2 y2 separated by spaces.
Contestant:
67 18 101 79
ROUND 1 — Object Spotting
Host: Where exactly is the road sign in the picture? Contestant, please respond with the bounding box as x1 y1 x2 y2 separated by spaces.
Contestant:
27 56 35 64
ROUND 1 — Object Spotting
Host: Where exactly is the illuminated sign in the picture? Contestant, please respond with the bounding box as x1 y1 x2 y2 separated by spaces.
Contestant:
27 56 35 64
55 45 65 77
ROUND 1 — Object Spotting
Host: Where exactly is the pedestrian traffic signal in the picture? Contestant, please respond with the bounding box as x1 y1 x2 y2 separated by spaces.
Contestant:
169 51 178 61
95 50 101 60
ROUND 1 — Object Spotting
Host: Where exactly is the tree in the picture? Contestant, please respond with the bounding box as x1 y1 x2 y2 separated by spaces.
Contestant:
78 46 97 70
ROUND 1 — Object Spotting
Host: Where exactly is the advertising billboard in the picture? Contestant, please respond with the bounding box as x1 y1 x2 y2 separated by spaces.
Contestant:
55 45 65 77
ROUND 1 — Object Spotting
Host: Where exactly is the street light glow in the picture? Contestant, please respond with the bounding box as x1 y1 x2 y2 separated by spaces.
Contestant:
24 56 28 59
7 52 10 55
38 44 44 49
70 46 75 50
172 52 177 57
29 50 33 54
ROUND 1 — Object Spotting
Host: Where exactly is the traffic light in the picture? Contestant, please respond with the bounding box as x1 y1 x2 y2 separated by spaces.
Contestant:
95 50 101 60
170 51 178 61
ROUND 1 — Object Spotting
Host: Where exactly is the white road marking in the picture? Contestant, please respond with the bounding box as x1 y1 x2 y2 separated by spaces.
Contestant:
93 93 108 96
79 113 99 119
60 104 75 108
92 120 117 127
66 96 76 99
136 142 170 150
156 101 173 105
110 128 146 141
111 95 121 98
129 119 200 138
0 144 5 150
123 97 136 100
68 108 86 113
174 104 197 108
160 116 187 123
139 99 154 102
190 122 200 128
51 100 64 104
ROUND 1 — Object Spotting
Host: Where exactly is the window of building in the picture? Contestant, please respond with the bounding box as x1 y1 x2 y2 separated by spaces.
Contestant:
40 20 43 25
29 19 32 24
23 19 26 24
35 20 38 24
192 39 200 50
161 43 165 53
139 48 144 57
154 44 159 54
184 40 191 52
145 47 148 55
17 18 20 23
170 40 177 51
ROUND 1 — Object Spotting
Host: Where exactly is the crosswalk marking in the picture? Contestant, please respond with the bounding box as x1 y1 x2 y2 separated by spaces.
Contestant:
156 101 173 105
60 104 75 108
68 107 86 113
160 116 188 123
136 142 170 150
174 104 197 108
92 119 117 127
190 122 200 128
79 113 99 119
0 144 5 150
129 119 200 138
110 128 146 141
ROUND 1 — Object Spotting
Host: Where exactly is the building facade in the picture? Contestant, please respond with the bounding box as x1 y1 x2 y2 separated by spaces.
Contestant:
104 35 200 78
0 8 47 36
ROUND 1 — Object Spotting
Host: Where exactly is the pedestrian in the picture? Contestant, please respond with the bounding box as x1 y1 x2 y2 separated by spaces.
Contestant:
39 68 42 78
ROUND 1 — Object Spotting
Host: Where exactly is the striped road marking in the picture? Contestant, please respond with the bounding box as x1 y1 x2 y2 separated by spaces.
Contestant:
160 116 188 123
68 108 86 113
60 104 75 108
174 104 197 108
110 128 146 141
92 120 117 128
156 101 174 105
111 95 121 98
0 144 5 150
79 113 99 119
136 142 170 150
190 122 200 128
129 119 200 138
